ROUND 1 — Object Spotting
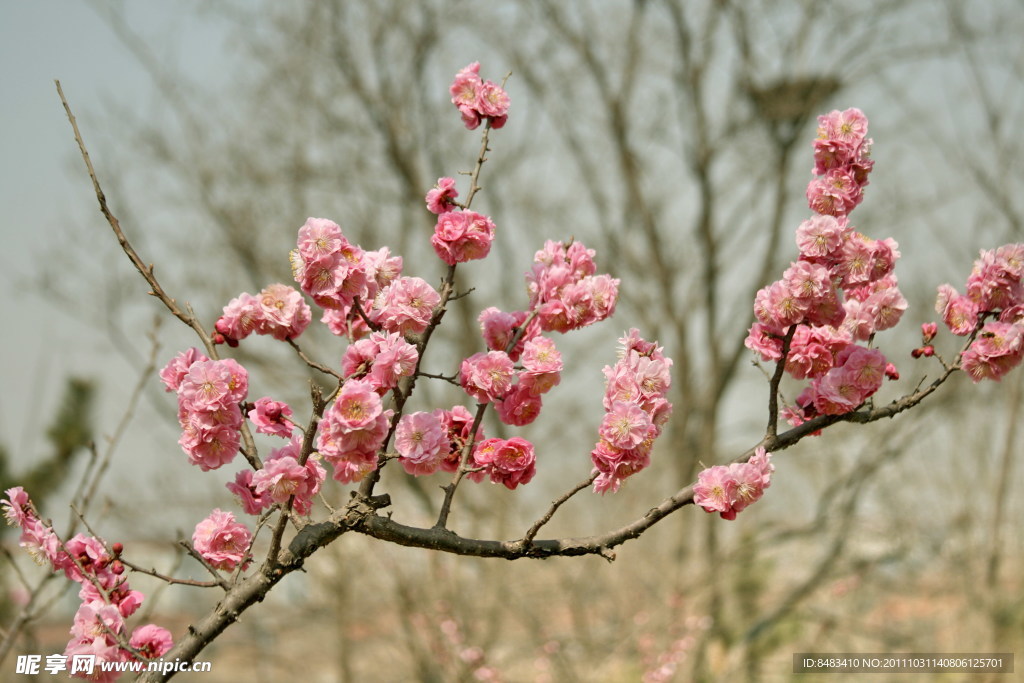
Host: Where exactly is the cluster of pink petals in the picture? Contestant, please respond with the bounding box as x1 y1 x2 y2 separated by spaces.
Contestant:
460 350 515 404
164 355 248 471
341 330 419 393
316 378 393 483
192 508 252 571
800 345 890 416
693 447 774 520
3 487 171 677
591 330 674 494
426 176 459 214
437 405 486 474
526 240 620 333
806 108 874 217
215 283 312 345
369 275 441 337
449 62 510 130
477 307 538 361
960 320 1024 382
469 436 536 489
431 209 496 266
395 411 449 476
229 435 327 516
247 396 295 438
290 217 406 339
934 244 1024 381
746 110 903 426
490 336 562 426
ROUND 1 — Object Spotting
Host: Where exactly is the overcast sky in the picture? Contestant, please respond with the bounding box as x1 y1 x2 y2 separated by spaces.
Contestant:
0 2 233 476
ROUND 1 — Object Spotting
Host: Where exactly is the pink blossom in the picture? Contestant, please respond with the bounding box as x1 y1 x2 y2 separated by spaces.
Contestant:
248 396 295 438
936 284 980 335
961 322 1024 382
694 447 774 520
159 348 209 392
215 292 263 343
966 244 1024 311
252 453 309 506
332 379 383 430
436 405 485 473
128 624 173 660
61 534 113 585
396 412 448 475
375 276 440 336
362 246 403 295
693 466 739 520
192 509 251 572
18 516 63 568
226 468 271 515
744 323 785 361
477 80 510 119
753 280 808 329
449 62 510 130
795 214 848 260
460 351 515 403
341 331 419 392
2 486 32 528
599 401 656 449
426 176 460 214
474 437 536 490
431 210 496 265
817 108 869 145
493 384 543 426
64 636 124 683
179 360 236 411
835 345 887 392
179 422 241 471
255 283 312 340
478 307 531 358
296 217 345 263
291 217 368 309
519 336 562 394
71 599 125 645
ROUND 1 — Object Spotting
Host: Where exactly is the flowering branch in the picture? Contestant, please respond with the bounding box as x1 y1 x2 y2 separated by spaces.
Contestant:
8 66 1017 683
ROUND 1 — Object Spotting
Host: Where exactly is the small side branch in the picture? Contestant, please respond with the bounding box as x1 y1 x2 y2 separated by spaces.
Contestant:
56 81 217 358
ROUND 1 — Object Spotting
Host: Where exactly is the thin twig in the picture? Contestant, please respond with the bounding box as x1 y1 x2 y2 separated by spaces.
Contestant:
287 339 343 379
522 472 599 544
56 81 217 358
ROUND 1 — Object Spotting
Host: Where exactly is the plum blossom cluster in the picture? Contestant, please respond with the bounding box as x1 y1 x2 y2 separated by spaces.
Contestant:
467 436 537 490
449 61 510 131
393 410 536 489
745 109 903 424
393 405 485 477
430 206 496 266
936 243 1024 381
526 239 620 334
591 330 674 494
227 435 326 517
459 335 563 428
161 350 248 471
316 379 394 484
214 283 311 345
425 177 497 265
288 216 415 339
191 508 253 572
693 447 774 520
3 488 172 679
806 108 875 218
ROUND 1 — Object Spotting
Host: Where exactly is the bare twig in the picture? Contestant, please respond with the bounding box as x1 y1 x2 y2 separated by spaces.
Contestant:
521 473 599 544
